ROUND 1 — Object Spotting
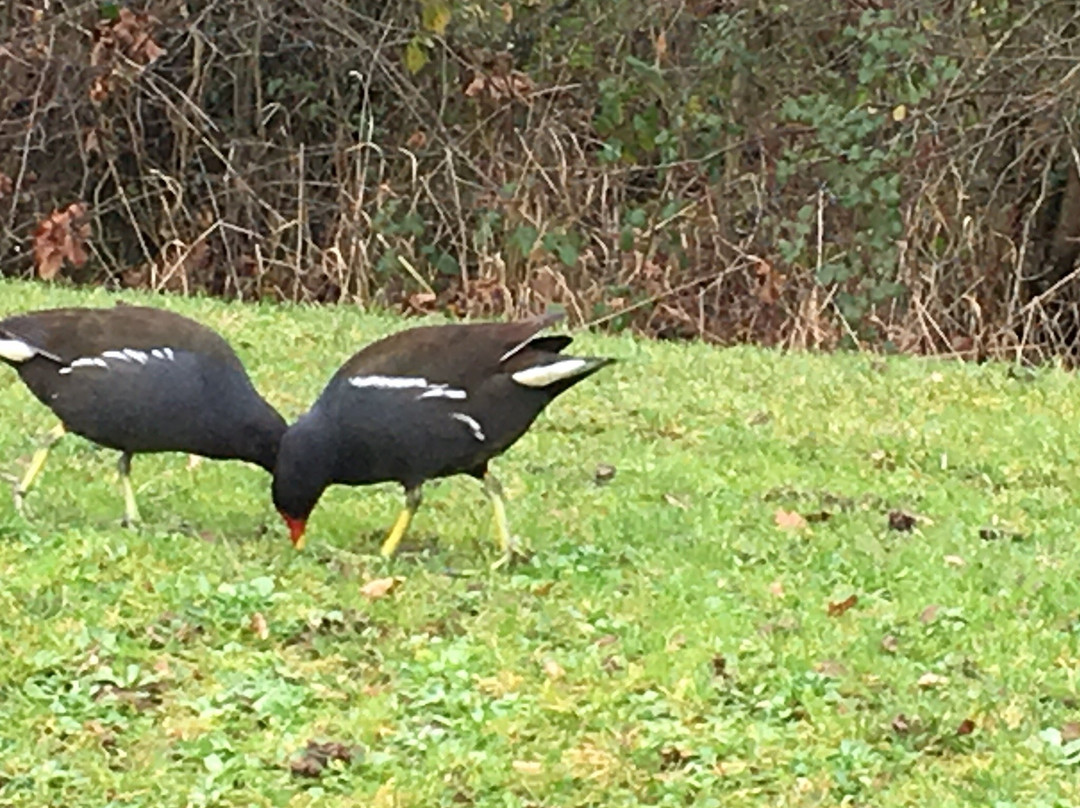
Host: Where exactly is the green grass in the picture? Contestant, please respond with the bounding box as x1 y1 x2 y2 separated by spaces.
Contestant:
1 278 1079 807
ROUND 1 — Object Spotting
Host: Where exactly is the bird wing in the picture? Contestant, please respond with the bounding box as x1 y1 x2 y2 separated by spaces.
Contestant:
333 312 567 388
0 306 244 370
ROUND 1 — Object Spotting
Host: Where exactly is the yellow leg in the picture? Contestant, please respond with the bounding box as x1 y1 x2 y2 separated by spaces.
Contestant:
483 473 511 554
118 452 141 527
14 422 66 511
380 487 422 557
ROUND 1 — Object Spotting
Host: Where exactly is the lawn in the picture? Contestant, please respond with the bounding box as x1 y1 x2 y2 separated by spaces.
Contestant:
0 278 1079 807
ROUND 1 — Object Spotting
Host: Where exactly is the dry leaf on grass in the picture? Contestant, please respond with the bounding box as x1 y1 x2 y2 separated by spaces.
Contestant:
774 509 807 530
917 671 948 689
827 594 858 617
542 659 566 680
249 612 269 640
360 576 404 600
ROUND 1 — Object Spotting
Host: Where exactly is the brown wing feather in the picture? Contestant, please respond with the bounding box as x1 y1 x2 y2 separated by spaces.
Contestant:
0 306 243 368
333 312 565 386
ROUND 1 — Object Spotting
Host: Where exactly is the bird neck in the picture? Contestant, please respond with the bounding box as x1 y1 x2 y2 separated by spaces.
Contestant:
272 408 337 518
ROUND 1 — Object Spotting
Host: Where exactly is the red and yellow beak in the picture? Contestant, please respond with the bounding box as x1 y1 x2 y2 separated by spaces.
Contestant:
279 511 307 550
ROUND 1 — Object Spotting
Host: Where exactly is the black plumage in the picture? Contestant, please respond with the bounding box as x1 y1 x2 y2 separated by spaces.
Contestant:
0 304 287 524
271 311 613 560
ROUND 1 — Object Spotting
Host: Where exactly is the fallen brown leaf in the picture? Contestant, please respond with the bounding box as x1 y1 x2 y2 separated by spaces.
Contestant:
1063 722 1080 742
665 633 686 652
815 659 847 677
289 740 356 778
250 612 269 640
711 655 728 678
827 594 858 617
891 713 911 734
917 671 947 689
360 576 404 600
594 463 617 484
542 659 565 680
774 509 807 530
888 510 917 531
768 579 785 598
919 604 940 623
881 634 899 653
956 718 976 736
663 493 689 510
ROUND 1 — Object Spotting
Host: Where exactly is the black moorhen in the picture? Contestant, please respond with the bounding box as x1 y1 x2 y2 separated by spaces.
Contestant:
272 311 613 561
0 304 287 524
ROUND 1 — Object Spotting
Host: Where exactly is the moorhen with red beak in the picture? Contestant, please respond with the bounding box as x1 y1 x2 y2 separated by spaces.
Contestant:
0 304 287 525
271 311 613 562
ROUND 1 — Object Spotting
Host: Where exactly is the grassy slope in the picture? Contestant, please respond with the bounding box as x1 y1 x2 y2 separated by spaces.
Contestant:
0 279 1078 806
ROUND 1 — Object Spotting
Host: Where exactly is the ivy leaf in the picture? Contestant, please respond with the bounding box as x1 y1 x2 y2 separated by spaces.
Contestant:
421 0 452 35
404 39 429 74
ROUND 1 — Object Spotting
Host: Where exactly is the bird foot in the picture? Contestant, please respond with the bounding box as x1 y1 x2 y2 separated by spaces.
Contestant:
490 535 532 571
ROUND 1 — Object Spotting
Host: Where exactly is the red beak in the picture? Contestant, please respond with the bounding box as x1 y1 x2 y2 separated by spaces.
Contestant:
279 511 307 550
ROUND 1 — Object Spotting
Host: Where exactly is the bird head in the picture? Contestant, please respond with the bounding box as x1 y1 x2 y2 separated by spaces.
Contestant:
271 413 332 550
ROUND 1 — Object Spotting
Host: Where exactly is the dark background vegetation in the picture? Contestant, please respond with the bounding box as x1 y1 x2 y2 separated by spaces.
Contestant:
2 0 1080 358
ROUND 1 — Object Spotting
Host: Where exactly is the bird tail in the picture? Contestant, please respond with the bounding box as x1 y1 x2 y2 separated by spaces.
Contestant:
510 355 615 391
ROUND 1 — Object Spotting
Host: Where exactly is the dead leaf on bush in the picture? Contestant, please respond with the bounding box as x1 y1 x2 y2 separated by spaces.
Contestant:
827 594 858 617
405 130 427 150
0 172 12 198
32 203 90 280
360 576 403 600
774 509 807 530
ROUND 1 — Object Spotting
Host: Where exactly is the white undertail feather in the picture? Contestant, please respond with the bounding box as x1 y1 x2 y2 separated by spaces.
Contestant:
511 358 592 388
0 338 37 363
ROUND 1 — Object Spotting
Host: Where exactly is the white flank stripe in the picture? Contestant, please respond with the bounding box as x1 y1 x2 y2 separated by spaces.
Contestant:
511 358 590 388
123 348 149 364
102 350 130 361
151 349 165 360
163 347 175 361
0 338 37 363
58 367 72 375
348 374 430 390
418 385 467 400
450 412 486 441
70 357 107 369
